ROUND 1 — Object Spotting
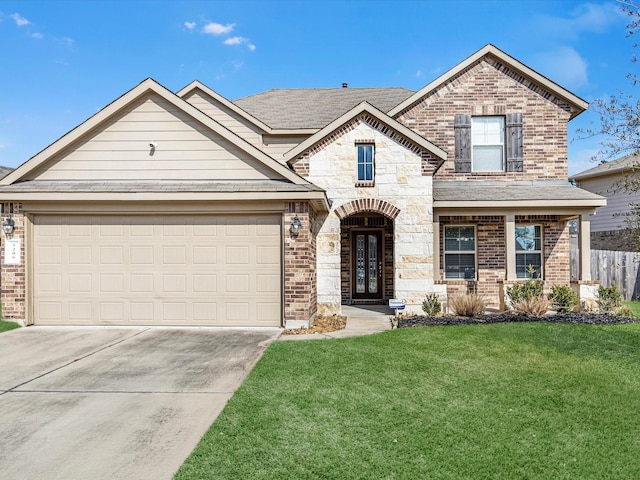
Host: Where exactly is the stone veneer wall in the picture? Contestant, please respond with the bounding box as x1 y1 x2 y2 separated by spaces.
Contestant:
303 120 435 315
283 201 317 327
396 56 572 182
0 202 26 322
438 215 570 309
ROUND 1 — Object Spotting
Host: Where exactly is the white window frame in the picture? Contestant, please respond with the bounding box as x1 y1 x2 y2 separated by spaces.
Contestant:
515 224 543 279
471 116 505 172
356 143 375 182
443 225 477 280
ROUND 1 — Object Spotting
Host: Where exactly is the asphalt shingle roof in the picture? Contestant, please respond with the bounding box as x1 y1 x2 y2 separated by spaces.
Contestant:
0 180 324 193
434 181 605 203
233 87 415 130
570 154 640 180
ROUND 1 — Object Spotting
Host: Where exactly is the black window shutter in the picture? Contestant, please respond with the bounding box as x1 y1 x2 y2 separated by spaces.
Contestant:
506 113 523 172
454 114 472 173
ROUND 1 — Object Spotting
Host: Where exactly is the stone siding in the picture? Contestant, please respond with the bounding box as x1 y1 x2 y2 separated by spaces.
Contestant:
305 120 435 314
397 56 571 182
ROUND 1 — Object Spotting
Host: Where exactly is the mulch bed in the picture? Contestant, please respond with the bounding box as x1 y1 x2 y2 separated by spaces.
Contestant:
282 315 347 335
395 312 640 328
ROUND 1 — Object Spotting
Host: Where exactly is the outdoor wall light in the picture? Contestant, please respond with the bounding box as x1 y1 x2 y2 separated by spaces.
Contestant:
290 215 302 236
3 216 14 236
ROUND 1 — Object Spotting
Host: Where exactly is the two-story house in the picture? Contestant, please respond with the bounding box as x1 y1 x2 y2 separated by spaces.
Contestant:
0 45 604 328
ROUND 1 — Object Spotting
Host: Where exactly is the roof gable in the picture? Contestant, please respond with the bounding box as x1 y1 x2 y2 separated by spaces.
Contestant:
2 78 310 186
388 44 588 120
178 81 272 133
284 101 447 166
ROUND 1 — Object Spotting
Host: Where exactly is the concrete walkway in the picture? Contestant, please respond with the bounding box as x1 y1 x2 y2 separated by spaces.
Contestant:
279 304 393 340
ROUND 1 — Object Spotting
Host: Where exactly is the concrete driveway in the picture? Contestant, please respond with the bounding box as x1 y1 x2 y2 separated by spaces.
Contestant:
0 327 280 480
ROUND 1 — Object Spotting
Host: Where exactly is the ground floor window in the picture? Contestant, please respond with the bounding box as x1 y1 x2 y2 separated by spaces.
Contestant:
444 225 476 279
515 224 542 278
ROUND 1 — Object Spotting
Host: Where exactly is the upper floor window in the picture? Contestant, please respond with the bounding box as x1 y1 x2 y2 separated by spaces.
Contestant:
454 113 522 173
357 144 374 182
472 116 504 172
515 224 542 279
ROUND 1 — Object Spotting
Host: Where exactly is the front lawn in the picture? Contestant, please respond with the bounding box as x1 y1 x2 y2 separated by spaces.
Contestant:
0 320 19 333
175 323 640 479
624 300 640 317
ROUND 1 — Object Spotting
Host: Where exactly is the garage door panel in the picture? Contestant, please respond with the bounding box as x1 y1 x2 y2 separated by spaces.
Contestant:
33 214 281 326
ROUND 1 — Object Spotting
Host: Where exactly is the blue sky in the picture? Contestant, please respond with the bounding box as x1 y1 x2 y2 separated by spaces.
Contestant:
0 0 636 175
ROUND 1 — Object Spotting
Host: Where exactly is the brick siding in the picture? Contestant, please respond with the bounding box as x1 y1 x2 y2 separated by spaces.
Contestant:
397 56 571 182
0 202 26 322
283 201 317 324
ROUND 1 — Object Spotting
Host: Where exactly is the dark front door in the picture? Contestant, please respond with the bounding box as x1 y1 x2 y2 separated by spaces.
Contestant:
352 231 383 299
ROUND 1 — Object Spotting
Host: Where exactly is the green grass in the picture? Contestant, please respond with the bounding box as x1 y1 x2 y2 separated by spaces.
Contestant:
0 320 19 333
175 323 640 479
623 300 640 317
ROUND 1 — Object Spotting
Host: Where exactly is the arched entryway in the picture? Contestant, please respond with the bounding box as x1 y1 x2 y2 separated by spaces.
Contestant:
340 213 394 305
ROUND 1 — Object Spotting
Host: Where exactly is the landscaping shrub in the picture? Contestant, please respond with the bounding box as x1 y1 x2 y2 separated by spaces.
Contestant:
511 296 551 316
548 284 579 313
505 267 543 305
597 284 623 314
449 293 485 317
616 305 635 317
422 293 441 317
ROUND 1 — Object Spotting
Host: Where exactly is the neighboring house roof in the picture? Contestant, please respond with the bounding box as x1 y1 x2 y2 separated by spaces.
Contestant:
388 44 588 119
233 87 415 130
283 101 447 165
570 154 640 181
433 181 606 208
0 166 14 179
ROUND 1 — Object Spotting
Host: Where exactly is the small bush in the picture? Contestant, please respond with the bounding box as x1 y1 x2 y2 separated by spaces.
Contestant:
616 305 635 317
422 293 442 317
597 284 622 314
449 293 486 317
511 296 551 316
505 271 543 305
548 285 579 313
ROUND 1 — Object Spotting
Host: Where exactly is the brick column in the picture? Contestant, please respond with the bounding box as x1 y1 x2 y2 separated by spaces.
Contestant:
1 203 26 323
283 202 317 328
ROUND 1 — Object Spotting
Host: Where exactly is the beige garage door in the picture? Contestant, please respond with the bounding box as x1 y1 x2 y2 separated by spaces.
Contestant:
32 214 281 326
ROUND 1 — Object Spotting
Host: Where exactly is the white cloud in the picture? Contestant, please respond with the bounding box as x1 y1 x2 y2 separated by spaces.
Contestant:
60 36 73 47
224 36 245 45
184 21 196 30
224 36 256 51
30 32 43 39
203 22 234 35
569 147 602 176
415 70 422 78
531 46 588 90
532 2 626 40
10 13 30 27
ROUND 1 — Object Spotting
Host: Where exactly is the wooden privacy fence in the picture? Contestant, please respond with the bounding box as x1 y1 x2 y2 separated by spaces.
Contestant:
570 248 640 300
